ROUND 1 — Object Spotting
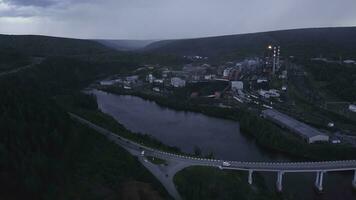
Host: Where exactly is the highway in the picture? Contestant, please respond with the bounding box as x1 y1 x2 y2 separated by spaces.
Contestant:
70 113 356 172
70 113 356 199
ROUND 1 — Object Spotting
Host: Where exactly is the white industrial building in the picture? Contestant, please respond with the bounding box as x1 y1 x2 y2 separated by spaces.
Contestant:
100 80 116 86
344 60 355 64
171 77 186 88
231 81 243 91
147 74 154 83
257 78 268 84
126 75 139 83
349 104 356 112
262 109 329 144
223 68 233 77
152 87 160 92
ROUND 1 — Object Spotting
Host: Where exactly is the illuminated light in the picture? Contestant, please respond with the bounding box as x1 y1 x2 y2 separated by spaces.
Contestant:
268 45 272 49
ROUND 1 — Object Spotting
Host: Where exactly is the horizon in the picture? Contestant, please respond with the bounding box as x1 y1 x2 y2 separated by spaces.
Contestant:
1 25 355 41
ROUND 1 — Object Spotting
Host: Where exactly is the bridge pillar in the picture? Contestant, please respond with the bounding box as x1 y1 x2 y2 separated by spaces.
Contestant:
276 171 284 192
353 170 356 189
248 170 253 185
315 171 325 192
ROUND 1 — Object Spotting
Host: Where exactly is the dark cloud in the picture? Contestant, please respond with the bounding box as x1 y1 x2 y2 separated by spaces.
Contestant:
4 0 58 7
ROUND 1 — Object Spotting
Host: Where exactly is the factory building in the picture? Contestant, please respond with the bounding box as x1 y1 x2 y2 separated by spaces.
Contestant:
231 81 243 91
262 109 329 144
171 77 186 88
349 104 356 112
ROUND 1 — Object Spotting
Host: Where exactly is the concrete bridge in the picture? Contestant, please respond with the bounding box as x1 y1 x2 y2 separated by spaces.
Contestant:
70 113 356 199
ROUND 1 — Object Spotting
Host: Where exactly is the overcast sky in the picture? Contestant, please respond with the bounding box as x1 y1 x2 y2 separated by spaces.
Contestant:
0 0 355 39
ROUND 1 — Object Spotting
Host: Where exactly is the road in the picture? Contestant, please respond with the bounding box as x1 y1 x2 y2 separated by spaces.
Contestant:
70 113 356 199
0 57 43 77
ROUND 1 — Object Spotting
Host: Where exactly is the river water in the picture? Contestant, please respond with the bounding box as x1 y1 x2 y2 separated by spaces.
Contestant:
92 90 355 200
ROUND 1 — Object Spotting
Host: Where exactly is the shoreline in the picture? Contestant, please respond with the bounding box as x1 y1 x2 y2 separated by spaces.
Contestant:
99 86 356 161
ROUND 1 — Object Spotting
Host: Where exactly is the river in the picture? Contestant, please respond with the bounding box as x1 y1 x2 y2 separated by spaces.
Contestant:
92 89 356 200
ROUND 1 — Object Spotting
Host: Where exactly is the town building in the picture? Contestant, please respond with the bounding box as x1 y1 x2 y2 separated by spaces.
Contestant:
204 74 215 80
147 74 154 83
100 79 121 86
126 75 139 83
257 78 268 84
171 77 186 88
349 104 356 112
231 81 244 91
223 68 233 78
344 60 355 64
259 89 280 98
153 79 164 84
152 87 160 92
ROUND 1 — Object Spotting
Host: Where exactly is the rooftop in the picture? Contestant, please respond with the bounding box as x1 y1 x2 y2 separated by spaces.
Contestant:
262 109 327 139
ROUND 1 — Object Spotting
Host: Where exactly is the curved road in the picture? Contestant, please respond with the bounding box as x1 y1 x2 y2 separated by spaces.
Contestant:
70 113 356 199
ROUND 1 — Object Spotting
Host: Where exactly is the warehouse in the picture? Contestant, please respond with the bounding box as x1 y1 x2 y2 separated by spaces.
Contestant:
262 109 329 144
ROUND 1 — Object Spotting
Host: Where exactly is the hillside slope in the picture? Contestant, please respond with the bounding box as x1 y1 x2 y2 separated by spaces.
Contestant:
0 34 113 57
144 27 356 59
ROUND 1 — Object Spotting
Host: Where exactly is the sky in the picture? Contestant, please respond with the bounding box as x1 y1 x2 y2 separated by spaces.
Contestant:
0 0 355 40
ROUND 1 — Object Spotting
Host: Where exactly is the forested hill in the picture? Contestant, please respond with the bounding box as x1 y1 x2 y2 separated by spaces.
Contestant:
0 34 114 57
144 27 356 59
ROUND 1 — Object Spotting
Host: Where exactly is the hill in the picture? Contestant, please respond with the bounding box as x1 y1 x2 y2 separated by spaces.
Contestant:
96 39 156 51
0 34 114 57
144 27 356 60
0 47 30 72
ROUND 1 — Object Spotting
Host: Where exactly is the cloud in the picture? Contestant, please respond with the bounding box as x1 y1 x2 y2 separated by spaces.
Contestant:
0 0 355 39
3 0 58 7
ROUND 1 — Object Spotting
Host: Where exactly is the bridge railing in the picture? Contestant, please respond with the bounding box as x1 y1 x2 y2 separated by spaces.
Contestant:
70 113 356 192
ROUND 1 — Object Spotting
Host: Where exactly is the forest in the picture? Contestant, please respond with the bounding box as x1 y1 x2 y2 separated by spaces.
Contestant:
305 61 356 102
0 55 170 200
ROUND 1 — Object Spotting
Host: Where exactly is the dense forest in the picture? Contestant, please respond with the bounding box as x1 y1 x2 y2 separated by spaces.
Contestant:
174 167 286 200
305 61 356 102
0 47 30 72
144 27 356 60
0 34 113 56
0 54 172 200
0 34 190 200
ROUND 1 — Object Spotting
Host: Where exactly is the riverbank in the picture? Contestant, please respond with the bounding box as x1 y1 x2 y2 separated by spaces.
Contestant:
101 86 356 161
56 93 185 154
56 92 288 200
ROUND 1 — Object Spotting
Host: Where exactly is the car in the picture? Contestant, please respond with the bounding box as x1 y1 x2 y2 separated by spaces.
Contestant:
222 161 231 167
141 151 145 156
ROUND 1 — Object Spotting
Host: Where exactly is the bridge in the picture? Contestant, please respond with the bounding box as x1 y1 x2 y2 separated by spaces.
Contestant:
70 113 356 200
